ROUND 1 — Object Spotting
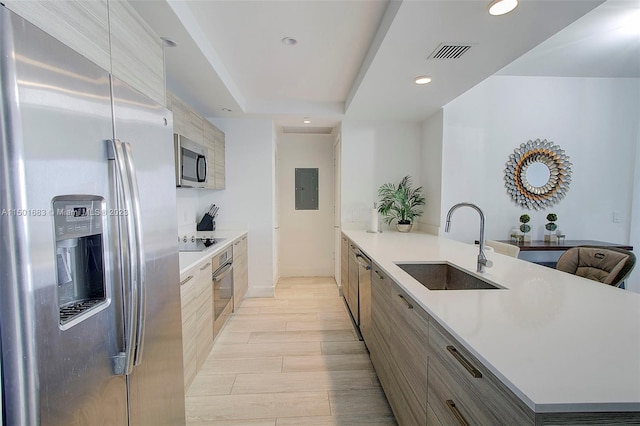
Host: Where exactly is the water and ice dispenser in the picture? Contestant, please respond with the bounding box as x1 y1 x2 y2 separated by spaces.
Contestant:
52 196 107 327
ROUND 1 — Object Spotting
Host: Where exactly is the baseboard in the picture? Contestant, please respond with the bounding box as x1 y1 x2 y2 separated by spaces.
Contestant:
245 285 275 298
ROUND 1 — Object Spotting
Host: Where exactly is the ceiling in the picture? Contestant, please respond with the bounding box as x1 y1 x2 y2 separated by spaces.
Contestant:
131 0 638 130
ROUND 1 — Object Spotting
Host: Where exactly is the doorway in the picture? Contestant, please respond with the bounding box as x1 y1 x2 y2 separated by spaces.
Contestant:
277 133 335 278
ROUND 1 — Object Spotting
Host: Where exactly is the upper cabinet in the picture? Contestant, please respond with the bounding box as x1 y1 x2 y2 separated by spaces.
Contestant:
108 0 165 106
169 92 226 190
4 0 166 106
170 94 204 144
3 1 111 71
203 119 226 189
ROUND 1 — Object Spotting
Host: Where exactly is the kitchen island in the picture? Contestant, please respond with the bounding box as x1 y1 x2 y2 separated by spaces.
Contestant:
343 229 640 422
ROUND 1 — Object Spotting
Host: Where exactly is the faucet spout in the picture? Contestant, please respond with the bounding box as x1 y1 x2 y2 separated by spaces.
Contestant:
444 202 491 273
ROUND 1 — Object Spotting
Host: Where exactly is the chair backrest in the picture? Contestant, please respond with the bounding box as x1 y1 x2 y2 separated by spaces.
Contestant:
485 240 520 258
555 245 636 287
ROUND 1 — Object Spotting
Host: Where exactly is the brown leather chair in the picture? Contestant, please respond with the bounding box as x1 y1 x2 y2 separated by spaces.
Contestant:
555 245 636 288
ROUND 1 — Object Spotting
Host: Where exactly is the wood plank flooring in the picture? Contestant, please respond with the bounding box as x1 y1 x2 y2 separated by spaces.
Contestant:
185 277 397 426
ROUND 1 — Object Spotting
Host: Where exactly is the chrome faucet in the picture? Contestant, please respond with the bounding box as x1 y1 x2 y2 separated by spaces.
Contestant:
445 202 492 273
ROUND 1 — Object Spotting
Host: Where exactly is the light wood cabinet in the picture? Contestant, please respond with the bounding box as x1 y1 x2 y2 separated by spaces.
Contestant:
233 235 249 311
428 320 534 425
3 0 111 71
203 119 226 189
369 264 391 387
108 0 164 106
180 260 212 391
5 0 166 105
169 93 203 144
195 262 214 371
387 282 429 426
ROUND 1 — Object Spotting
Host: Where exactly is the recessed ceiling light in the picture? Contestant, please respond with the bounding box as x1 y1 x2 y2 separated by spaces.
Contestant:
282 37 298 46
303 118 311 124
160 37 177 48
488 0 518 16
414 76 432 85
221 108 232 112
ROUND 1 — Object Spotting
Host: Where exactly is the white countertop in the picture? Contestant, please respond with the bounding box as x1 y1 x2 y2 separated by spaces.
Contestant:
343 229 640 414
178 229 247 276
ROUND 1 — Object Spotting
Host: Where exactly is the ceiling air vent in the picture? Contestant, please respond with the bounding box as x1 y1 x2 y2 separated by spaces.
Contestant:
282 126 334 135
428 43 474 60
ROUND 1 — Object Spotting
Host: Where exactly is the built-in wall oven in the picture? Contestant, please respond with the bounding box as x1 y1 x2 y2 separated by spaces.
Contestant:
174 133 208 188
212 246 233 337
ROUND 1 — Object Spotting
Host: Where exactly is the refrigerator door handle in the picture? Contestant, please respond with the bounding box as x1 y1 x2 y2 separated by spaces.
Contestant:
108 139 140 376
122 141 147 367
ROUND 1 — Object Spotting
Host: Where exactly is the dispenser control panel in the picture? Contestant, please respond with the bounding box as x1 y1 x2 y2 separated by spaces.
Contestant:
53 196 104 239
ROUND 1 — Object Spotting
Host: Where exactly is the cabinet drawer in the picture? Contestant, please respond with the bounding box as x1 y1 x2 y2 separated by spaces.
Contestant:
428 322 534 425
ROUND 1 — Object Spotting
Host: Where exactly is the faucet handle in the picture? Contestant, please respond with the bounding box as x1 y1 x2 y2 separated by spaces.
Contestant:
484 259 494 268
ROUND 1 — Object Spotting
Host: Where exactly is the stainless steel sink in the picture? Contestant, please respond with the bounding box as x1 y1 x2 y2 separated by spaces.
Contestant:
396 263 503 290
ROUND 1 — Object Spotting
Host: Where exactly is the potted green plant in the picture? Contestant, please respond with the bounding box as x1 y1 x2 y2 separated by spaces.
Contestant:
378 175 425 232
519 214 531 242
545 213 558 243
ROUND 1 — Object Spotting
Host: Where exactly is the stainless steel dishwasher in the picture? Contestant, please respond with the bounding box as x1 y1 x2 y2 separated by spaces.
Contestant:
355 249 372 344
346 243 371 341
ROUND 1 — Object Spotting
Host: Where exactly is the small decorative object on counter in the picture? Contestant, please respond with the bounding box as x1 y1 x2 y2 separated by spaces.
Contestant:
510 228 520 243
544 213 558 243
367 202 382 233
378 175 425 233
556 229 566 243
519 214 531 242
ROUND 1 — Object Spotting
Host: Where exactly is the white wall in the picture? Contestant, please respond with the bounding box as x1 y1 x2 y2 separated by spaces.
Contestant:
440 75 640 290
176 188 199 236
419 110 444 234
277 134 334 276
341 121 422 230
199 118 276 297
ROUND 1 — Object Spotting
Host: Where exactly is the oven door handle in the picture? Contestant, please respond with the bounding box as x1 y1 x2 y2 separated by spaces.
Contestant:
212 262 233 282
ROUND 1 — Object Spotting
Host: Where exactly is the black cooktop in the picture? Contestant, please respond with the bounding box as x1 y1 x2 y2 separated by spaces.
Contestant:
178 237 219 252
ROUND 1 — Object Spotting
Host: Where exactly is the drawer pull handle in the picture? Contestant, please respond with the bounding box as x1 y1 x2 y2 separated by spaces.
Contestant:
446 345 482 378
180 275 193 285
398 294 413 309
446 400 469 426
199 262 211 271
234 241 240 246
374 270 384 280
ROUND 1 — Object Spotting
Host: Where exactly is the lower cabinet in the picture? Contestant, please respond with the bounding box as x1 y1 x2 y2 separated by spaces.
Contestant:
387 282 429 426
369 264 429 426
180 259 213 391
180 235 250 392
232 235 248 310
428 320 534 425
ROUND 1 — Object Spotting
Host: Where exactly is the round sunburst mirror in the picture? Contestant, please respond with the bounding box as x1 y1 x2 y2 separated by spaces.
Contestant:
504 139 572 210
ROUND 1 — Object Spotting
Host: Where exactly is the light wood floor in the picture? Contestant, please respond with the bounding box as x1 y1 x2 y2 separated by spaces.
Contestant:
185 276 397 426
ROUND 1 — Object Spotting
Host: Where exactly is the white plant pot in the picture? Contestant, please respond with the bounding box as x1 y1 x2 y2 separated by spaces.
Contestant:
396 223 413 233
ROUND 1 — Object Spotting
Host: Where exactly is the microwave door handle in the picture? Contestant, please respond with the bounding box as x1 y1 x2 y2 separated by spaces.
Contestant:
122 142 146 367
197 154 207 182
108 139 138 376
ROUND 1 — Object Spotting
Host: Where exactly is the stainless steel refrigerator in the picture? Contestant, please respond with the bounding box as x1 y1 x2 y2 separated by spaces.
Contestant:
1 6 186 425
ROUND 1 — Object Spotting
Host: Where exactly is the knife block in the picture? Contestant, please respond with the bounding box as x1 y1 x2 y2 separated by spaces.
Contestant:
197 213 216 231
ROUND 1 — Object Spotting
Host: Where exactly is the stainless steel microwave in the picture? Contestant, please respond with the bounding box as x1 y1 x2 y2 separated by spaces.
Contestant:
174 134 208 188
